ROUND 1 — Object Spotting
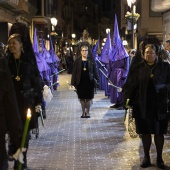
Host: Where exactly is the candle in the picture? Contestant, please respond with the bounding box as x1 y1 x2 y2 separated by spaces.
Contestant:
133 5 136 14
124 99 130 121
18 108 31 170
20 108 31 147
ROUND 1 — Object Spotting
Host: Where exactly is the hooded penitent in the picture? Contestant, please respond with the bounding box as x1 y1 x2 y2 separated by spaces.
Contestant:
33 28 50 81
107 14 130 105
48 36 60 90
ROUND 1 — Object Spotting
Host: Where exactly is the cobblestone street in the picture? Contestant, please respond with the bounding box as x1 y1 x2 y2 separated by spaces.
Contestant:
9 72 170 170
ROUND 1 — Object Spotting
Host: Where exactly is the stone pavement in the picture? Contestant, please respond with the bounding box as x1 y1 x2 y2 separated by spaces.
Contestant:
8 72 170 170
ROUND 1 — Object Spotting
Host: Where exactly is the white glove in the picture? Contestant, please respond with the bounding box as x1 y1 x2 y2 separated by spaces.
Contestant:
126 105 132 109
69 85 76 91
43 85 53 102
13 148 26 164
117 88 122 92
35 105 42 113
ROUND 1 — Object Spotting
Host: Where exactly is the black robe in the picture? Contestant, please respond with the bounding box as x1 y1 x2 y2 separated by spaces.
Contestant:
125 59 170 134
0 57 22 169
7 53 43 129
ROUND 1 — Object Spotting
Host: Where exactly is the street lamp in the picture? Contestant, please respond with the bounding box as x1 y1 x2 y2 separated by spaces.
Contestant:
71 33 77 53
51 17 58 31
106 28 110 34
71 33 76 45
123 40 128 46
127 0 136 49
71 33 76 39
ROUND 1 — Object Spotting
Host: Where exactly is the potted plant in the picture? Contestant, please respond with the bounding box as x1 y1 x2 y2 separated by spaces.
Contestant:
125 11 140 23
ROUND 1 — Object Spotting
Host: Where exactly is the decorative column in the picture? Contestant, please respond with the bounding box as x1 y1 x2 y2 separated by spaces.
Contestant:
126 0 140 49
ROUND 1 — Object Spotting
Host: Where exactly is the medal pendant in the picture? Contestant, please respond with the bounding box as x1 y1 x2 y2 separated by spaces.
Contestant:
150 74 154 78
15 76 20 81
83 68 86 71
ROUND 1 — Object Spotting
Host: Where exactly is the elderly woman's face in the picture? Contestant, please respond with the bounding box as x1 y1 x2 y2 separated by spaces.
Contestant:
81 47 88 58
144 46 157 64
8 38 22 54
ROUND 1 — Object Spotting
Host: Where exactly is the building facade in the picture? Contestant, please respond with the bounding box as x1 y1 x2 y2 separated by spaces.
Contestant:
0 0 37 44
151 0 170 41
0 0 169 50
121 0 166 49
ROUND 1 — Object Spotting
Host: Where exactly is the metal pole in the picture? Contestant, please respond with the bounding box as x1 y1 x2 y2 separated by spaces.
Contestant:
96 58 108 72
131 4 134 49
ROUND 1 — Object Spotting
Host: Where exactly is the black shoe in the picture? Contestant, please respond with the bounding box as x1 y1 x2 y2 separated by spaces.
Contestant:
140 157 151 168
110 103 122 109
85 112 90 118
156 159 165 169
42 109 46 119
81 115 86 118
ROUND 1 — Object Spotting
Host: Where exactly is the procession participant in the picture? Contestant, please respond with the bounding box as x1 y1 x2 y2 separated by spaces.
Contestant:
108 14 129 109
124 44 170 169
71 42 99 118
0 52 22 170
123 37 162 102
7 23 43 170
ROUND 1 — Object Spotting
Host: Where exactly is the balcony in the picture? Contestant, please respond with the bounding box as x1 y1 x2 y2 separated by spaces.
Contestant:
33 16 50 25
0 0 19 10
13 1 29 13
0 0 29 14
151 0 170 12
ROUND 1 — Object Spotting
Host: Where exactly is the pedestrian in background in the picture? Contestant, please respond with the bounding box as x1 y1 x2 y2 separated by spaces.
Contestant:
125 44 170 169
0 52 22 170
7 23 43 170
0 42 5 58
71 42 99 118
129 49 136 64
164 39 170 53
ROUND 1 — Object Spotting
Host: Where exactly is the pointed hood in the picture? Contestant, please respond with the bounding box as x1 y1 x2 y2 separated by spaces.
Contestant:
100 31 112 64
33 28 39 53
49 36 59 63
92 39 100 57
111 14 129 61
41 36 46 50
49 36 54 55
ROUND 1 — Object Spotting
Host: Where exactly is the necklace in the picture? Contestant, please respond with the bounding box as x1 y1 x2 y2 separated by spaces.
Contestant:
15 59 21 81
144 63 156 78
83 61 87 71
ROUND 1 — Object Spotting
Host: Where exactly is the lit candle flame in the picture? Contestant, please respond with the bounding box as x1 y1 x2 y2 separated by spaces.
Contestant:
27 108 31 118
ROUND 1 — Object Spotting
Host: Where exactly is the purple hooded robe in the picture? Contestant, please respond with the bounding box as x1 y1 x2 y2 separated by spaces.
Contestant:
108 14 129 104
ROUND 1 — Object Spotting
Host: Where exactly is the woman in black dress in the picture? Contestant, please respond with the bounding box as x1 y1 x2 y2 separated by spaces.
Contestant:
0 53 22 170
125 44 170 169
7 32 43 169
71 42 99 118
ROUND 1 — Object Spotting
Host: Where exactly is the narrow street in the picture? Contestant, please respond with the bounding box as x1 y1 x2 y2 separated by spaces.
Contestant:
9 72 170 170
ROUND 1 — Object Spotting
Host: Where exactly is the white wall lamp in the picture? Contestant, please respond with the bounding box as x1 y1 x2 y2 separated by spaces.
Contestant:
51 17 58 31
